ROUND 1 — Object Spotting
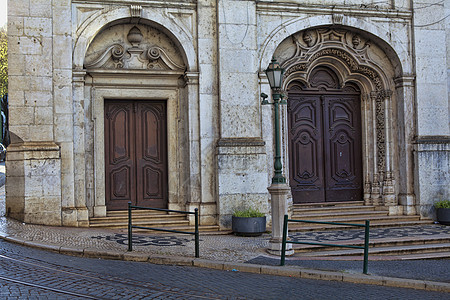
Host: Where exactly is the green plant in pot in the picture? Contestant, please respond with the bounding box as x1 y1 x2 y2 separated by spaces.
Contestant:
435 200 450 225
232 208 266 236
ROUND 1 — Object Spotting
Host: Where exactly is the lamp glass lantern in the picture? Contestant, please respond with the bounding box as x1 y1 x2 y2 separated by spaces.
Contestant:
264 58 284 90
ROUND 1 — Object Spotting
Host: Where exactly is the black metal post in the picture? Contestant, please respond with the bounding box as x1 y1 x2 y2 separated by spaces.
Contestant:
194 208 199 258
363 220 370 274
128 202 132 252
280 214 289 266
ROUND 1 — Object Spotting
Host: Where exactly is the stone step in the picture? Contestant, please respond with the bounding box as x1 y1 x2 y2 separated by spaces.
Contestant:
89 219 190 229
130 225 221 233
292 201 365 208
90 214 186 224
285 218 430 232
292 205 379 214
295 243 450 257
291 210 388 219
292 235 450 253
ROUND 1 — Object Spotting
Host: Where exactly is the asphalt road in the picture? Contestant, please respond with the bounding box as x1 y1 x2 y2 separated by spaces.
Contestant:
0 240 449 299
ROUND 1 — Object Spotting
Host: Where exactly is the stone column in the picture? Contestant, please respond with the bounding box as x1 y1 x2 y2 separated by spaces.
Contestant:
370 92 381 205
394 76 417 215
191 0 220 225
267 183 293 256
216 0 269 228
382 90 397 211
72 71 89 226
6 0 63 225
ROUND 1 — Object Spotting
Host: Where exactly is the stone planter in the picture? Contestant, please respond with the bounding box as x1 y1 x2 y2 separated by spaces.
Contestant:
232 216 266 236
436 208 450 225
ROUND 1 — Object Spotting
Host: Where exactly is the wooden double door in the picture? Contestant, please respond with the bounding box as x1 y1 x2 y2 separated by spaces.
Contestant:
287 75 363 203
105 100 168 210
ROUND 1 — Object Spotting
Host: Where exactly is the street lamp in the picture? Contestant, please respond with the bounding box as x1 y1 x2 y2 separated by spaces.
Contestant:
261 58 293 256
261 58 287 184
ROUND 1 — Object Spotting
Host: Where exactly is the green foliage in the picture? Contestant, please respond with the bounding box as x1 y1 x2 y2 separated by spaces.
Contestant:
435 200 450 209
0 25 7 96
233 208 265 218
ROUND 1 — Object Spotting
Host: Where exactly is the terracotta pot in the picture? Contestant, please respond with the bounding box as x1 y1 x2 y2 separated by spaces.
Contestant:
232 216 266 236
436 208 450 225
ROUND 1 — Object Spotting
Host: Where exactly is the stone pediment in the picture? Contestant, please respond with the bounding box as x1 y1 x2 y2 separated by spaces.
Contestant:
84 25 185 71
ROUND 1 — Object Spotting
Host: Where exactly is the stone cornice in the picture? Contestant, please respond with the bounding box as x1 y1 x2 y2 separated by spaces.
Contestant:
72 0 196 10
256 1 412 20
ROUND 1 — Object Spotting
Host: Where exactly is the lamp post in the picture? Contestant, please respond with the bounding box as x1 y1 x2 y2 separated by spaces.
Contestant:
261 58 293 255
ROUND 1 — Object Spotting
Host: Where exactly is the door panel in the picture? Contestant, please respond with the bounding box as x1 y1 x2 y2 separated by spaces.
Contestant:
105 102 136 210
136 102 167 208
323 95 362 201
288 94 325 202
105 101 167 210
288 90 362 203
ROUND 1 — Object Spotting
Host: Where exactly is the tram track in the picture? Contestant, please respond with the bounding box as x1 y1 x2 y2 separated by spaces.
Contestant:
0 252 225 299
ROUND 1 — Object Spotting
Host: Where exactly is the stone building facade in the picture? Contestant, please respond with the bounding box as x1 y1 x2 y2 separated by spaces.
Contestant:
6 0 449 228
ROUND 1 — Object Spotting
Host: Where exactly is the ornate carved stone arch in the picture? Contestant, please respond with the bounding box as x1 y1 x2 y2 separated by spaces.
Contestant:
275 27 397 207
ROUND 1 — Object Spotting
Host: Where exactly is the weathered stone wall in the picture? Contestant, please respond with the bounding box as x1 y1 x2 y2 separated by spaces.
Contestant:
5 0 449 227
413 0 450 217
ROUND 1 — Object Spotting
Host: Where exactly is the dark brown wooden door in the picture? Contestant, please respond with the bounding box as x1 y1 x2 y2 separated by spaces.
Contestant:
105 100 167 210
288 70 362 203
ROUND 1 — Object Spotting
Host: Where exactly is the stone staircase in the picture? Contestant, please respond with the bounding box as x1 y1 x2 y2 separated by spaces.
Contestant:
89 210 220 232
286 201 450 260
289 201 431 231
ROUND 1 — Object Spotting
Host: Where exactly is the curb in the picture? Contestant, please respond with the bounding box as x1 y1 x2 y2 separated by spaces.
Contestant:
1 234 449 293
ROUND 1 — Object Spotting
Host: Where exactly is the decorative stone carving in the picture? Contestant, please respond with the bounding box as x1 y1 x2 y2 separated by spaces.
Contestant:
275 27 396 208
130 5 142 18
84 24 185 71
332 14 344 24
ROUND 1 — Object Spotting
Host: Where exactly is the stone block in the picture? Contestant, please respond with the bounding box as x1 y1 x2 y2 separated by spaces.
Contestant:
29 75 53 92
9 107 35 125
55 114 74 142
218 23 257 50
8 0 30 16
260 265 302 277
198 38 216 64
25 91 53 107
52 5 72 35
223 262 261 274
29 125 54 141
53 36 73 69
60 246 84 256
25 53 52 77
7 53 26 76
423 281 450 293
7 90 25 106
35 107 53 125
342 273 384 286
382 277 426 290
8 125 30 141
24 211 62 225
7 17 24 36
220 50 257 73
193 258 224 270
30 0 52 18
149 255 194 266
220 105 260 138
24 17 53 37
300 269 343 281
123 252 150 262
199 64 218 94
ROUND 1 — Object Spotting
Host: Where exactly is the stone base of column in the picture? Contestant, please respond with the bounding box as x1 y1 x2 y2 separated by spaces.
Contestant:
267 183 293 256
267 237 294 256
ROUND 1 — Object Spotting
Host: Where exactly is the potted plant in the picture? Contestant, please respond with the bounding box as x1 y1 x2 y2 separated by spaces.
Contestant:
232 208 266 236
435 200 450 225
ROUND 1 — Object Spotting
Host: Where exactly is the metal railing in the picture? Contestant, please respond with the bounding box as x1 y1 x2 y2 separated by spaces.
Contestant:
127 202 199 258
281 215 370 274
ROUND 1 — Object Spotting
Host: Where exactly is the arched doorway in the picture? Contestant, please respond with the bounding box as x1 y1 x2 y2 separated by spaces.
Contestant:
287 67 363 203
